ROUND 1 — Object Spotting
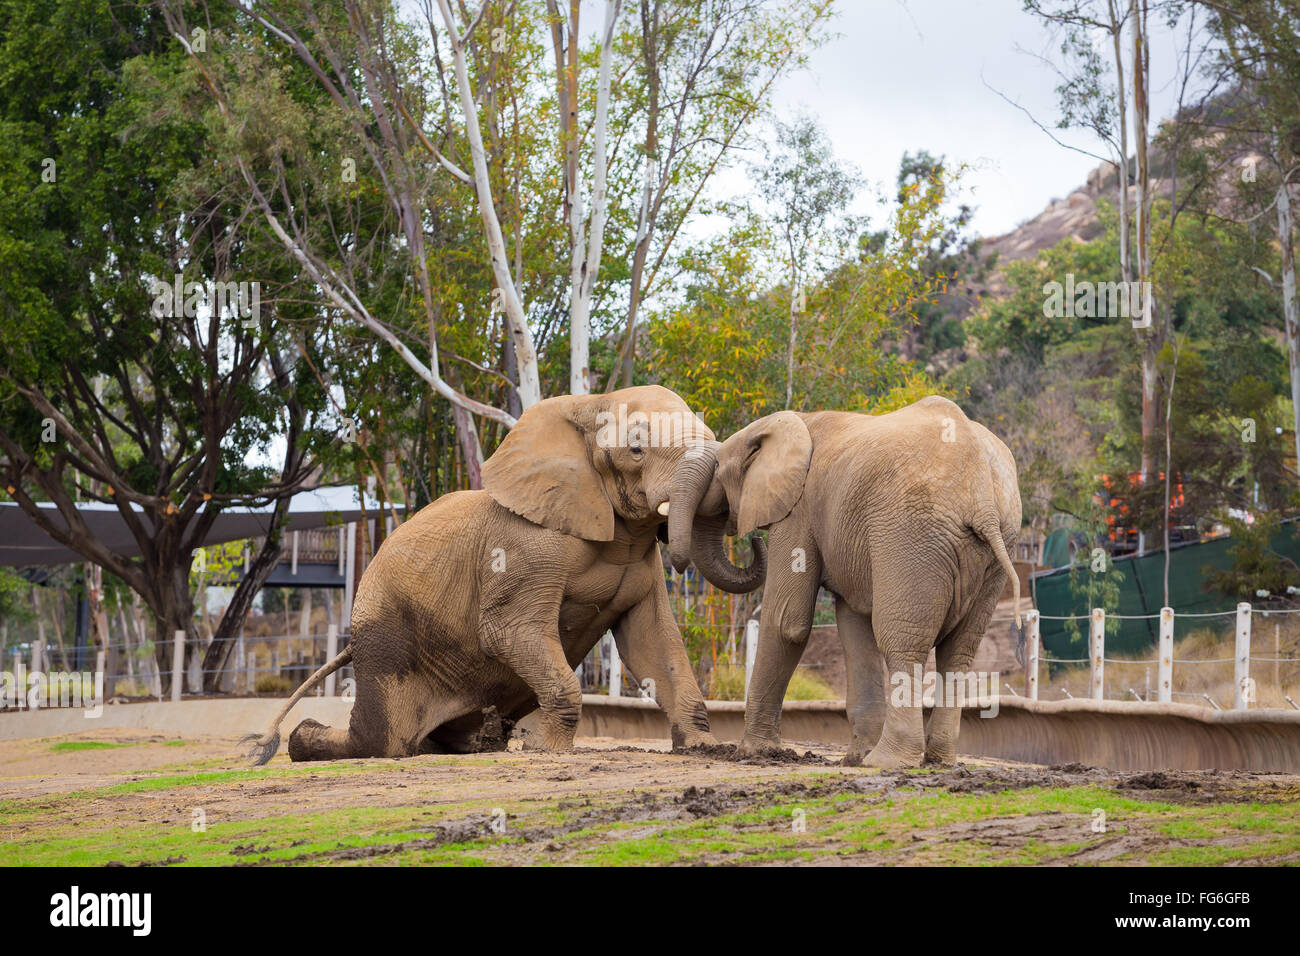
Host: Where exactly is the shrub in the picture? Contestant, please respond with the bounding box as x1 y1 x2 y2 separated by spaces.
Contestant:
708 664 837 701
254 675 293 695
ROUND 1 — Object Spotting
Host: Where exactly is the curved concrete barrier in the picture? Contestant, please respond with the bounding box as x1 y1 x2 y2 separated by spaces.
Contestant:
956 697 1300 772
4 694 1299 772
558 695 1300 772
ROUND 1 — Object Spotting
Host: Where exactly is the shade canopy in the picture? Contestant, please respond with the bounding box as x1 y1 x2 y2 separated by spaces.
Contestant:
0 486 395 567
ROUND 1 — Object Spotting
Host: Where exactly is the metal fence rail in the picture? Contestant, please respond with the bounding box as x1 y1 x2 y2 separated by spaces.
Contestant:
1022 604 1300 709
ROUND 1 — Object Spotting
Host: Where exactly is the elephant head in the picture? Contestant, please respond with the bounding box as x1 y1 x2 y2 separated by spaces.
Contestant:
482 386 733 564
667 411 812 591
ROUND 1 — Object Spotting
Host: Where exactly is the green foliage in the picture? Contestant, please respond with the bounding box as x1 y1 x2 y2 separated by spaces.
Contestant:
0 569 33 635
1203 513 1300 601
648 155 964 436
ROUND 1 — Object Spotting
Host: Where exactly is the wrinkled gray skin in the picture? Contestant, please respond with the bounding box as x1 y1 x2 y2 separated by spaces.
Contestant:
245 386 767 764
670 397 1021 768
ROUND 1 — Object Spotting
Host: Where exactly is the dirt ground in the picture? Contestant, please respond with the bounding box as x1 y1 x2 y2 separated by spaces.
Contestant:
2 728 1298 866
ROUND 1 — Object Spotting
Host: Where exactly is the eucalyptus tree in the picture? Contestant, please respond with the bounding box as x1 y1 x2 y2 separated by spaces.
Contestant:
156 0 833 481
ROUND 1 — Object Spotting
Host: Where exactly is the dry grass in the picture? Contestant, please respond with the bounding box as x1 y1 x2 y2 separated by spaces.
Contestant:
1042 615 1300 709
707 664 836 701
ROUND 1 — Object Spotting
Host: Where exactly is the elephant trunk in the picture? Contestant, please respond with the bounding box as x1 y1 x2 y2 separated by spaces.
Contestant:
689 510 768 594
667 441 766 593
667 441 721 572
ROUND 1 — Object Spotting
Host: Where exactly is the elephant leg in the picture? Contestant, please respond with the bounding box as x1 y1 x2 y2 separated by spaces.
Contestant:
925 574 1003 764
837 599 886 767
613 578 716 749
739 530 822 756
484 628 582 752
865 569 952 769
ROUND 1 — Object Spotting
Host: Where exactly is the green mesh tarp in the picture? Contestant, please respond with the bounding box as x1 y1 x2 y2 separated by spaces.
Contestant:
1030 521 1300 657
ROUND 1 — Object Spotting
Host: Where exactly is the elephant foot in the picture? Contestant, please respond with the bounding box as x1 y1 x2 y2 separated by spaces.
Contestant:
522 719 577 752
862 741 924 770
737 733 784 758
923 741 958 766
672 728 717 750
841 749 866 767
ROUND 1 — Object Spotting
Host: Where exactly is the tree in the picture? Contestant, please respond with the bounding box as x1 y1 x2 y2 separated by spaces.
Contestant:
1199 0 1300 483
0 0 328 690
158 0 830 483
750 113 862 410
649 154 961 435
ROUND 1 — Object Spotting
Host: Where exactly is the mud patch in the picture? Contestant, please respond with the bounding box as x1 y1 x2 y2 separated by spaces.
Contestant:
673 742 831 766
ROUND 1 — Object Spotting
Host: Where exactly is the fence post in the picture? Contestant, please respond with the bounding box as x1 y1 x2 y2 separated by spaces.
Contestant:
1234 602 1252 710
606 631 621 698
1090 608 1105 701
744 618 760 701
324 625 339 697
1158 606 1174 704
11 648 22 707
1025 610 1040 700
342 523 357 627
171 629 185 703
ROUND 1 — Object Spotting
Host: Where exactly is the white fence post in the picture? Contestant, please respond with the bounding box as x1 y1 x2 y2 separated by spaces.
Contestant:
342 522 357 627
171 629 185 703
1158 606 1174 704
1235 602 1252 710
606 631 621 698
1090 608 1105 701
324 625 339 697
1025 610 1040 700
744 618 760 701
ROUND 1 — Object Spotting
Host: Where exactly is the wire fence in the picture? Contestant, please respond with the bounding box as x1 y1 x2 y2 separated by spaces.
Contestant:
6 602 1300 712
1022 603 1300 710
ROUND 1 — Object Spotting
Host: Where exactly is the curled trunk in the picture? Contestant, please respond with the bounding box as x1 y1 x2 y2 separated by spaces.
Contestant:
689 511 767 593
667 440 765 592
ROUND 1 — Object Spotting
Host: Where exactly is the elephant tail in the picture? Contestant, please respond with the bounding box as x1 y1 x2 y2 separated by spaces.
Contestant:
239 646 354 766
972 514 1021 629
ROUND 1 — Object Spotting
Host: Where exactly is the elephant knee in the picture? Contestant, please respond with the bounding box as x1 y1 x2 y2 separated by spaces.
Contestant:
539 682 582 726
779 616 813 645
287 718 329 762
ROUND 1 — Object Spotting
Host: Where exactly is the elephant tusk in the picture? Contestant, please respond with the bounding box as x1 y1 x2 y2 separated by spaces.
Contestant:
657 501 670 517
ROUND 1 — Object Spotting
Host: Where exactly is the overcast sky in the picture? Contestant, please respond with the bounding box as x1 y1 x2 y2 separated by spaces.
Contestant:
733 0 1204 239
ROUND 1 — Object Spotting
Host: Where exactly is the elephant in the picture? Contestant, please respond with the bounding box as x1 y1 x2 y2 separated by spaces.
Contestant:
667 396 1022 768
242 385 767 765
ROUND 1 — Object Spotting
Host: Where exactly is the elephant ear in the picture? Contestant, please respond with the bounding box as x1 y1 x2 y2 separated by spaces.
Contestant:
727 411 812 538
482 396 615 541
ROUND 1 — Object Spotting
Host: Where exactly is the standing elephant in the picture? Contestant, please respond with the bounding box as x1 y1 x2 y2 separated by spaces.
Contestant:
244 385 766 764
667 396 1022 768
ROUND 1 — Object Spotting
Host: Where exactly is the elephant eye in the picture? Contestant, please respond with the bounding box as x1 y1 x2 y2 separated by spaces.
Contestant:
629 443 644 459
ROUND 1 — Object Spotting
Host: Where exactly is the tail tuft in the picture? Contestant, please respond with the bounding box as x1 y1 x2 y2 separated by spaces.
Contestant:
239 731 281 767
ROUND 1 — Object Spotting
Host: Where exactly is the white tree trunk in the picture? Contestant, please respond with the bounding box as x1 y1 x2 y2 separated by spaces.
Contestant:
1278 166 1300 479
567 0 621 396
438 0 541 408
